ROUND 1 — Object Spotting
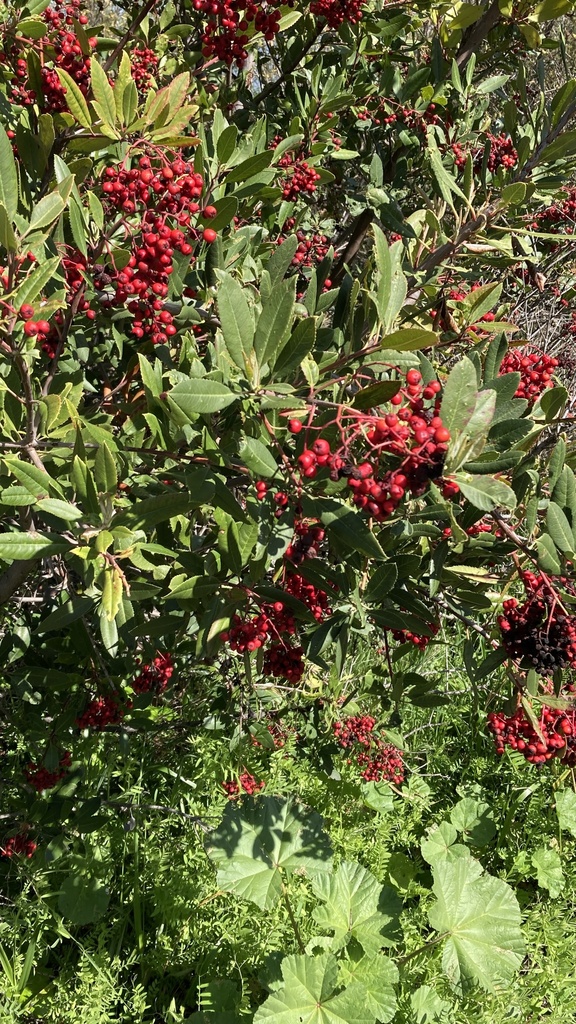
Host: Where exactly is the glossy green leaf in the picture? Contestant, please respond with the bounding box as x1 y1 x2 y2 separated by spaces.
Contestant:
216 273 254 371
546 501 575 554
168 378 237 417
238 436 278 478
56 68 92 127
0 125 18 219
0 532 73 560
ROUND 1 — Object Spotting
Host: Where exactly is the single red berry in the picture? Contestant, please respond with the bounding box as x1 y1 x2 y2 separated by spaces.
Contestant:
434 426 451 443
203 228 218 243
288 419 303 434
23 320 39 336
202 205 218 218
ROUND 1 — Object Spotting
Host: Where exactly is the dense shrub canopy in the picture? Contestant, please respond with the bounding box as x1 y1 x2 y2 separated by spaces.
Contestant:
3 0 576 1020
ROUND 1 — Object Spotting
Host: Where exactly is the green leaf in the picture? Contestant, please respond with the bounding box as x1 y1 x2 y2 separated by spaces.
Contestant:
381 328 438 352
536 533 562 574
274 317 317 376
35 596 94 633
94 441 117 494
101 566 123 622
56 68 92 128
374 228 407 333
58 873 109 925
115 488 214 530
444 389 496 473
267 234 299 287
546 501 575 554
531 847 564 898
168 378 237 417
318 499 385 560
555 789 576 837
421 822 468 865
0 125 18 220
365 563 398 601
223 151 274 185
428 855 524 993
450 798 496 847
36 498 83 521
90 57 116 128
216 272 254 372
206 796 332 910
238 436 278 478
253 952 372 1024
410 985 452 1024
337 955 398 1023
459 283 502 324
351 380 402 411
452 473 516 512
312 861 401 954
5 457 63 497
0 532 73 560
27 192 66 232
440 358 478 437
0 203 17 252
13 257 62 309
255 276 296 368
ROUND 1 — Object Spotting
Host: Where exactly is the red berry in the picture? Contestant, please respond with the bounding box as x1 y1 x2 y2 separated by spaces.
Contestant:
203 228 217 243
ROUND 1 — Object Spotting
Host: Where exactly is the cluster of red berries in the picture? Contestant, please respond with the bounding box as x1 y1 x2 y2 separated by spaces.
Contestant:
333 714 375 748
284 572 332 621
263 641 305 682
529 187 576 240
3 0 96 111
77 695 125 730
222 772 265 797
498 348 559 404
356 100 444 131
357 744 405 784
251 721 290 748
292 369 451 520
271 140 322 202
442 521 494 538
452 134 518 173
97 154 214 344
132 652 174 694
1 833 37 859
130 45 159 94
280 223 330 270
310 0 365 28
285 519 326 564
18 304 53 347
390 624 439 650
333 715 405 784
498 572 576 674
194 0 293 65
487 703 576 765
25 751 72 792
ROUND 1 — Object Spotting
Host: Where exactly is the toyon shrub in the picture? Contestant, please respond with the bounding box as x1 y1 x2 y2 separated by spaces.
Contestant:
2 0 576 1017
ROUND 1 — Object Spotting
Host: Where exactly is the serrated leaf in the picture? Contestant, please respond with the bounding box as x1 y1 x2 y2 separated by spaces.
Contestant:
0 125 18 220
274 317 317 377
238 436 278 478
450 798 496 847
312 861 401 953
381 328 438 352
428 856 524 993
94 442 117 494
168 378 237 417
56 68 92 127
5 457 63 497
254 953 372 1024
536 533 562 574
36 498 82 521
90 57 116 128
216 272 254 372
351 380 402 411
453 473 516 512
206 796 332 910
27 192 65 233
546 501 575 554
13 257 62 308
114 487 214 530
531 847 563 897
440 358 478 437
318 499 385 560
35 595 94 633
0 532 73 560
374 227 407 333
255 275 296 368
101 565 123 622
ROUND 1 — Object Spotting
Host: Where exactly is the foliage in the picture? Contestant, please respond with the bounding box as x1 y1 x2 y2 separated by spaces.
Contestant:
2 0 576 1020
